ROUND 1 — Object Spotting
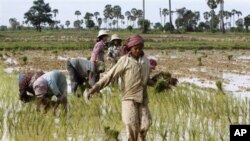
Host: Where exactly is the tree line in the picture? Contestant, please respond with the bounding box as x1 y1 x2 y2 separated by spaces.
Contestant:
2 0 250 33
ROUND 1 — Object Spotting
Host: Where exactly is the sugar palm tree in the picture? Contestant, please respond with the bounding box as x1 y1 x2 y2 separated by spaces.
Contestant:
75 10 81 20
206 0 217 31
125 11 131 26
216 0 225 33
65 20 70 28
94 12 100 25
113 5 121 30
162 8 169 26
169 0 173 31
231 9 237 27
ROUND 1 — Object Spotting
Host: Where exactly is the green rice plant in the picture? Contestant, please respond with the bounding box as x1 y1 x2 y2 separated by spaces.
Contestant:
216 80 225 94
20 56 28 65
197 57 202 66
227 54 233 61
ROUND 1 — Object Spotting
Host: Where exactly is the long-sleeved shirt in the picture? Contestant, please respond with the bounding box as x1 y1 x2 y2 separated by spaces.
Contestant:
19 71 44 96
107 45 121 61
91 40 106 62
42 71 67 96
69 58 96 86
96 54 150 104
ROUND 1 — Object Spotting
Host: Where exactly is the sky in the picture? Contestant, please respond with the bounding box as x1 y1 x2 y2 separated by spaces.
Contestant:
0 0 250 28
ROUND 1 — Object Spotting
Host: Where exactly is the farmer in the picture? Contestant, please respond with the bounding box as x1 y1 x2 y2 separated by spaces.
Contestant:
33 70 67 114
87 35 153 141
91 30 109 63
66 57 105 96
18 71 44 102
91 30 109 81
107 34 122 66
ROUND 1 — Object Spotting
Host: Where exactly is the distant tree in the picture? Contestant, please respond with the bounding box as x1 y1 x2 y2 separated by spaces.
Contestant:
97 18 102 28
52 9 58 21
94 12 100 25
168 0 173 32
244 15 250 32
235 18 244 31
9 18 20 30
24 0 54 32
231 9 237 27
236 11 242 22
216 0 225 33
206 0 217 31
75 10 81 20
154 22 163 30
119 15 125 28
138 19 150 33
125 11 131 26
164 22 174 32
84 12 95 29
65 20 70 28
162 8 169 26
73 20 81 29
113 5 121 29
203 12 210 23
103 4 113 29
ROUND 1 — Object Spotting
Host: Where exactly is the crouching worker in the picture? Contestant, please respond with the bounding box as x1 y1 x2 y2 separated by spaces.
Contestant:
18 71 44 102
87 35 152 141
66 58 105 96
33 70 67 114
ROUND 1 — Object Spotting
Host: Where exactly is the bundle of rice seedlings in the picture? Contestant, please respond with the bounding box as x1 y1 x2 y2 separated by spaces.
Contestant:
155 79 170 93
161 71 172 79
197 57 202 66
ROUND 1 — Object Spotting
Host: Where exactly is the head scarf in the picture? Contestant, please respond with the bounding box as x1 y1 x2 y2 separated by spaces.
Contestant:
33 77 48 97
121 35 144 55
149 59 157 70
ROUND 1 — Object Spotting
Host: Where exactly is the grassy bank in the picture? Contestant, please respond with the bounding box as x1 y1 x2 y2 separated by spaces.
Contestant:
0 66 249 140
1 30 250 50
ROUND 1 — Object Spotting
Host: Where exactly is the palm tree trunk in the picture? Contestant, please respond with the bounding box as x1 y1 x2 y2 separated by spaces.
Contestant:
117 17 119 30
221 2 225 33
169 0 173 32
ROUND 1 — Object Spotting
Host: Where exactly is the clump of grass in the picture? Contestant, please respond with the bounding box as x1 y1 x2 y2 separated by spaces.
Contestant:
162 71 172 79
227 55 233 61
20 56 28 65
52 50 58 58
194 49 198 54
104 126 119 141
216 80 225 94
197 57 202 66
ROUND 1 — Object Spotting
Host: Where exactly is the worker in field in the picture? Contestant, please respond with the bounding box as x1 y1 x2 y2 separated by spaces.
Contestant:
87 35 154 141
66 57 105 96
91 30 109 81
33 70 67 114
18 71 44 102
107 34 123 66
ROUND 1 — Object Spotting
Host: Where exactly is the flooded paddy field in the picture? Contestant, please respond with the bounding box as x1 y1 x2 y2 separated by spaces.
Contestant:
0 49 250 141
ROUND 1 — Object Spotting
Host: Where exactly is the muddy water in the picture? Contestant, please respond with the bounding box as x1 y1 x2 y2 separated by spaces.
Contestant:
1 50 250 99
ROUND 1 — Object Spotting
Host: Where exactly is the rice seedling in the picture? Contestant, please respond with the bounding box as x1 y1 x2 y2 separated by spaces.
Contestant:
197 57 202 66
216 80 225 94
227 54 233 61
20 56 28 65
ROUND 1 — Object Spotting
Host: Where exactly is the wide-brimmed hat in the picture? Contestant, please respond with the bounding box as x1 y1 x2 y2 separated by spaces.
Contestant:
97 30 109 38
33 77 48 97
110 34 122 42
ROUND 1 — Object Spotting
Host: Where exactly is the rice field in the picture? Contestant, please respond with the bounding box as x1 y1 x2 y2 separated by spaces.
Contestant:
0 64 249 140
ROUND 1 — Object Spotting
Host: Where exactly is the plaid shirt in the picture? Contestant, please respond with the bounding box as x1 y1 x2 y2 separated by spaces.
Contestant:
19 71 44 96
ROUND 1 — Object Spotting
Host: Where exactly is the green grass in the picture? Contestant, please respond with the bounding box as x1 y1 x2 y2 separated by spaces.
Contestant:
0 65 249 140
0 30 250 50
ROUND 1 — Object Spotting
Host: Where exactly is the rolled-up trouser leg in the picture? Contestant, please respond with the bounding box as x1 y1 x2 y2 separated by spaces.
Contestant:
122 100 140 141
138 103 152 141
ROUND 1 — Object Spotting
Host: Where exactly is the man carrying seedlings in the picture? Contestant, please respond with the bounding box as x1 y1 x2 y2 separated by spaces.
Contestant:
66 57 105 96
87 35 154 141
18 71 44 102
33 70 67 114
